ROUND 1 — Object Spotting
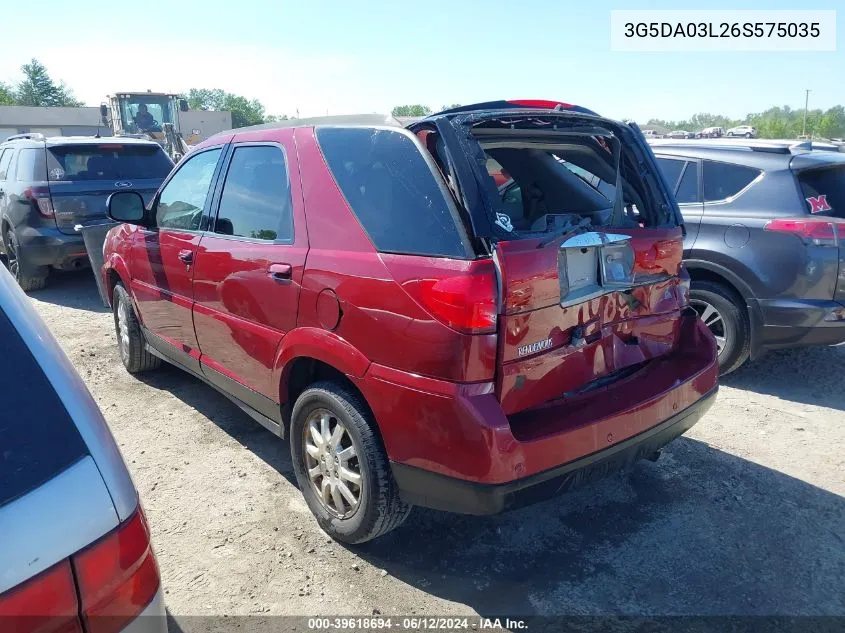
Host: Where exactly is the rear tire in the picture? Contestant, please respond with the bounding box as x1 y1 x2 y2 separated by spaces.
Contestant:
3 229 47 291
290 381 411 544
112 283 161 373
690 280 750 375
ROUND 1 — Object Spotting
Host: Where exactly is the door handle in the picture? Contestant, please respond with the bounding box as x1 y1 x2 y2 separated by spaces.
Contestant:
268 263 292 281
178 249 194 264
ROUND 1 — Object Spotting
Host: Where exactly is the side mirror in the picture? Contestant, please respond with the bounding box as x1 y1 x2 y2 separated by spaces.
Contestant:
107 191 148 226
99 104 108 118
179 99 189 112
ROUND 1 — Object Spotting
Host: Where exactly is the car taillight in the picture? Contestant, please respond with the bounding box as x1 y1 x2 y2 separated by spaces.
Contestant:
0 561 83 633
405 260 497 334
764 218 845 247
72 509 161 633
23 186 55 218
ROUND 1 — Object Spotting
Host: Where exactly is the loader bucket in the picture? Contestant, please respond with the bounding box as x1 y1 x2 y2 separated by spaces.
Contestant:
75 219 118 308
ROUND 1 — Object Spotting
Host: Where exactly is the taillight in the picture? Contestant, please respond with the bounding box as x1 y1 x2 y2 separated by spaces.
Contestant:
72 509 161 633
0 561 83 633
405 260 498 334
764 218 845 247
23 186 55 218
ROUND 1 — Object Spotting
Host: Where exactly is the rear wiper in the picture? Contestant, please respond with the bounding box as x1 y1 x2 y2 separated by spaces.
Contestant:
536 216 592 248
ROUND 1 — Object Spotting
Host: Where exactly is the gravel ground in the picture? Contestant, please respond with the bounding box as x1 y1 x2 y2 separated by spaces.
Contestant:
27 271 845 625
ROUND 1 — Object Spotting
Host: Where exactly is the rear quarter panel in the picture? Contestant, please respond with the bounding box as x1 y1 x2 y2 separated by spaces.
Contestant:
688 168 838 301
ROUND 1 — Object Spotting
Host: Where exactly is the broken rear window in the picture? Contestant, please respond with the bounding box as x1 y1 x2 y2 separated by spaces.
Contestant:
449 115 675 241
316 127 471 258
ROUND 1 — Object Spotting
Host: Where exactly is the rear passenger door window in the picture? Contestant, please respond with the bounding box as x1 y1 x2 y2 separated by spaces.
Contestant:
214 145 293 241
703 161 760 202
317 127 470 258
156 148 222 231
655 157 685 192
675 161 700 204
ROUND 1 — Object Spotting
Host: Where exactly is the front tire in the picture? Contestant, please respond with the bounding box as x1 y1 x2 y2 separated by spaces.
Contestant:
112 283 161 373
290 381 411 544
3 229 47 291
690 281 750 375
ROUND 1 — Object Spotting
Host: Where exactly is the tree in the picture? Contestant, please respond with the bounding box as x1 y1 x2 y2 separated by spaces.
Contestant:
15 59 82 107
391 104 432 117
187 88 267 128
440 103 461 111
0 81 15 105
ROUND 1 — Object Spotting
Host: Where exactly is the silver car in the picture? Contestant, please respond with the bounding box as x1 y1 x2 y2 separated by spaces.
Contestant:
0 264 166 632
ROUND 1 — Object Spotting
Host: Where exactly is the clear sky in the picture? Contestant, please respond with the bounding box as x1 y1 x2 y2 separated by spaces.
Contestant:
0 0 841 122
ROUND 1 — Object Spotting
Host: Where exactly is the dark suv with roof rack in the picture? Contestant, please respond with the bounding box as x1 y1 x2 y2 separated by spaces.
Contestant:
0 133 172 290
650 138 845 374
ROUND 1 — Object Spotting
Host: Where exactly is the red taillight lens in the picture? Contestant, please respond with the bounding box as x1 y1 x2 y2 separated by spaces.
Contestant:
0 561 82 633
764 218 845 246
72 510 161 633
406 261 497 334
23 186 55 219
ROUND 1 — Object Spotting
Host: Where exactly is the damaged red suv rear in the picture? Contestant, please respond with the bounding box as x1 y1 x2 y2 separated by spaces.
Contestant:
102 100 718 544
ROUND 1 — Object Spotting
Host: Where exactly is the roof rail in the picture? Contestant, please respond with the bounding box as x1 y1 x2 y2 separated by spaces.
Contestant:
647 138 816 155
4 132 46 142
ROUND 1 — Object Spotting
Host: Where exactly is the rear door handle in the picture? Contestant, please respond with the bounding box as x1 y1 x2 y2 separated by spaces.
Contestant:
178 249 194 264
268 263 292 281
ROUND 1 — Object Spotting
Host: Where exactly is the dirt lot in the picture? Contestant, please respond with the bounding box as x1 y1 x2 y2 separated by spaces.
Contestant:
29 271 845 623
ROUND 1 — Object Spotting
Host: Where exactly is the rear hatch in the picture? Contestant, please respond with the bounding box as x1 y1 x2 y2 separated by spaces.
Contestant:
46 142 173 234
791 154 845 303
424 109 687 415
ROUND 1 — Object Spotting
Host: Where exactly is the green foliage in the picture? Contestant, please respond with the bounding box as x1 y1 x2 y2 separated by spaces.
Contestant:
0 81 15 105
440 103 461 111
13 59 83 107
646 105 845 139
391 104 432 117
187 88 267 128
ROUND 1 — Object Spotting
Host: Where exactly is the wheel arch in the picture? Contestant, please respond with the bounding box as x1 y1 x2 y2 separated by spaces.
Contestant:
684 259 753 303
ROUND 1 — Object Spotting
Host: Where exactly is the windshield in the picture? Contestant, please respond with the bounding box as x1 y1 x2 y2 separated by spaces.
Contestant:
118 95 177 133
47 144 173 181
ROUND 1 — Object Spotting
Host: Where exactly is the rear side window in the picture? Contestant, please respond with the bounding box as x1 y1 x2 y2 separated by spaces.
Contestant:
675 161 700 203
46 144 172 181
15 147 47 181
797 166 845 217
0 149 12 180
317 127 469 258
0 308 88 508
703 160 760 202
215 145 293 241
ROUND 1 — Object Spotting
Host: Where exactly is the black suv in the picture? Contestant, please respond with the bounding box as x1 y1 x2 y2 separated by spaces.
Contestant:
650 138 845 374
0 134 172 290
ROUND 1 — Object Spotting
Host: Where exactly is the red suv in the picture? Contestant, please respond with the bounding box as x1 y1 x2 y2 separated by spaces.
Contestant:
102 100 719 543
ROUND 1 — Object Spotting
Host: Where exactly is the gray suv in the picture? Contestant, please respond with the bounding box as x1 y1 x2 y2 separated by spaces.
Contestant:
650 138 845 374
0 134 172 290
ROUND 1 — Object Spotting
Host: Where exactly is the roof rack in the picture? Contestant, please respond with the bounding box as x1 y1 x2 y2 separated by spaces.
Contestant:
4 132 46 142
647 138 814 155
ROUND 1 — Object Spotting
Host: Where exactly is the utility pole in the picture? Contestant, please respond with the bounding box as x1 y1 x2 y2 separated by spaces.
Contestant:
803 89 811 138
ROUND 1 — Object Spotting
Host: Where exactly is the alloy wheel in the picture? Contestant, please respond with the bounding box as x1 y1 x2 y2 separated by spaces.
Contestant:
303 408 363 519
690 298 727 355
117 297 131 363
5 234 19 280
